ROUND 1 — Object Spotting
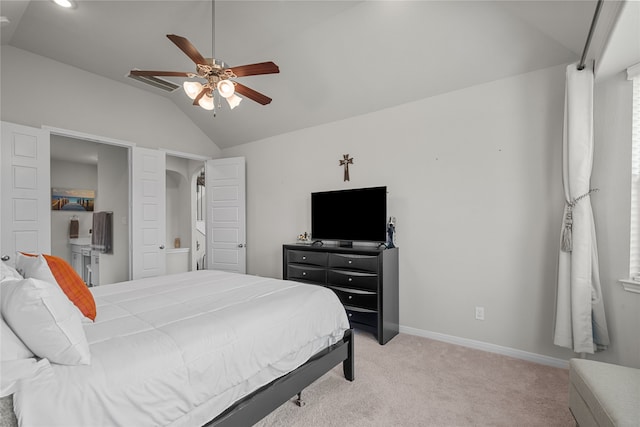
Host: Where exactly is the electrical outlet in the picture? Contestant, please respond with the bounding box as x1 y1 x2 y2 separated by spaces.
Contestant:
475 306 485 321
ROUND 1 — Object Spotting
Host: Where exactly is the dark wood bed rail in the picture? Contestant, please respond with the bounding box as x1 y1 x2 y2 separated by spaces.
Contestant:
205 328 354 427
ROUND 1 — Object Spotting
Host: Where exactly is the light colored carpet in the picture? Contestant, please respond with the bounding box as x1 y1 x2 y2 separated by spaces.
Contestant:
0 396 14 427
255 331 574 427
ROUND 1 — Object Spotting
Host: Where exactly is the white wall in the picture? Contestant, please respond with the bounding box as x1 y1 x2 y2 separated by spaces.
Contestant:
0 46 221 158
222 64 590 364
50 159 97 262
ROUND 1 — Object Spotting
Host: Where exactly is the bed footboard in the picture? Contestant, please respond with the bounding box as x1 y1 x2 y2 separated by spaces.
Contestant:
205 328 354 427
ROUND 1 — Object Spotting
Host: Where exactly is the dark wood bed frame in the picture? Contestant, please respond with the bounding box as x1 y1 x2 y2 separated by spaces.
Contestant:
205 328 355 427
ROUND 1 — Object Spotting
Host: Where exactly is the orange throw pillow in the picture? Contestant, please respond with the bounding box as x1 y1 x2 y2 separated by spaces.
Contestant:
20 253 97 321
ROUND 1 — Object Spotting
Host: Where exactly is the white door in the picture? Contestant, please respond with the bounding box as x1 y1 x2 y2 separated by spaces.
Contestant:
206 157 246 273
1 122 51 265
131 147 166 279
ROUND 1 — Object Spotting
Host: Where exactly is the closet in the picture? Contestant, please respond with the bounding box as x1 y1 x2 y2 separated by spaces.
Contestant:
2 122 243 283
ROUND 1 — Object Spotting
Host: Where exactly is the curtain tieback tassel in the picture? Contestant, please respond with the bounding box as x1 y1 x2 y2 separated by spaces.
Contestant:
561 188 599 253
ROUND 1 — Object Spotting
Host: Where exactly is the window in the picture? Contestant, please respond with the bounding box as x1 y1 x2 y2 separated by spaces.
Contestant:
629 63 640 280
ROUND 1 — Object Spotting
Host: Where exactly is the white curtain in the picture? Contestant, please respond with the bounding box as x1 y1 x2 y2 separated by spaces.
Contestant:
554 62 610 354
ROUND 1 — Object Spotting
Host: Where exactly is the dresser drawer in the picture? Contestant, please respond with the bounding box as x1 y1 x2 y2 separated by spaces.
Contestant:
287 250 328 267
345 307 377 328
328 253 378 273
330 286 377 311
283 244 398 345
327 270 378 291
287 265 326 283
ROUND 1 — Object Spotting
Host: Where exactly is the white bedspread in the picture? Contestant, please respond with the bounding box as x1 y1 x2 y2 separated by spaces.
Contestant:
12 270 349 427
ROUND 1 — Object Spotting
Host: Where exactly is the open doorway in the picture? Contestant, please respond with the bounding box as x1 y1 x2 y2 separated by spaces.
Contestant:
195 167 206 269
165 154 207 273
50 134 130 286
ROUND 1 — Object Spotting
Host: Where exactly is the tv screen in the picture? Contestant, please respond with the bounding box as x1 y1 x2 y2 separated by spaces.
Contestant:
311 186 387 243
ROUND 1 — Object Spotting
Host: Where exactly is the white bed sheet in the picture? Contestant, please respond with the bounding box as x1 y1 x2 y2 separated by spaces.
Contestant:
12 270 349 427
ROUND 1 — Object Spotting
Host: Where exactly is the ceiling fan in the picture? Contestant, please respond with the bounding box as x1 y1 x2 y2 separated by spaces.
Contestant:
130 34 279 111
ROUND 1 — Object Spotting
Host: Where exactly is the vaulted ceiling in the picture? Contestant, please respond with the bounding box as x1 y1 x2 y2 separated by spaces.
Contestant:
1 1 607 149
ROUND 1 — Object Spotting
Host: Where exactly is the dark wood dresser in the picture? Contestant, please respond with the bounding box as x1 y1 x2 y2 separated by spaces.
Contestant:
283 244 399 344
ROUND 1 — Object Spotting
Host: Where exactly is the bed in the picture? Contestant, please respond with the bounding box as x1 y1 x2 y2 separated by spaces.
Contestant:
1 265 354 427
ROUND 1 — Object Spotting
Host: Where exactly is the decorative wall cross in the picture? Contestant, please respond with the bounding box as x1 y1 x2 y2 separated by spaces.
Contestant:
339 154 354 181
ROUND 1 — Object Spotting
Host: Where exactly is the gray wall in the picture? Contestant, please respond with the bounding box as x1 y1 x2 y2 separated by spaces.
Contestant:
223 63 640 368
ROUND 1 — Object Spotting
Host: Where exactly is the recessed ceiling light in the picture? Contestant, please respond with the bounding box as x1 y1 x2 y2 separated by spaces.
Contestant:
52 0 76 9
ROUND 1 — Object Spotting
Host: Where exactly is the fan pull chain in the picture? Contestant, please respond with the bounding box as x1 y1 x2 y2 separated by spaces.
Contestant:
211 0 216 120
211 0 215 60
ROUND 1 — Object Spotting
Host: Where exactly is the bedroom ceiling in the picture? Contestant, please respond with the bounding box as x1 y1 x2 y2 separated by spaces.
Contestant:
0 0 606 149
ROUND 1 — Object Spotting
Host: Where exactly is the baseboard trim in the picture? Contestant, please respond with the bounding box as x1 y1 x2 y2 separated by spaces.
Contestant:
399 325 569 369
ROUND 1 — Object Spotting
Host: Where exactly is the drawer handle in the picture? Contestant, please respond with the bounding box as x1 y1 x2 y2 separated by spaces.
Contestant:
348 277 352 282
302 256 306 260
348 260 352 264
348 295 353 300
302 272 306 276
348 313 352 317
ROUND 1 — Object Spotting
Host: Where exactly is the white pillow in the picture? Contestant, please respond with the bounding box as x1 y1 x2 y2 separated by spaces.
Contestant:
0 262 23 283
1 315 34 361
15 253 57 284
1 277 90 366
14 253 94 322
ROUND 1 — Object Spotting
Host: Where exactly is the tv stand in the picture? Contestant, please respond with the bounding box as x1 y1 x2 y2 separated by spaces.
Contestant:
283 244 399 344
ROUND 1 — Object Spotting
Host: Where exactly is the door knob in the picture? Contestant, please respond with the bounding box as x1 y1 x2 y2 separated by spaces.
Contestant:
1 255 9 261
238 243 245 248
159 245 165 249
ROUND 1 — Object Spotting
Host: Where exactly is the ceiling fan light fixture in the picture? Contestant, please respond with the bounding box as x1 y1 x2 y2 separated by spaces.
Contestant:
52 0 75 8
216 80 235 98
183 81 203 100
198 93 215 110
130 33 279 114
225 94 242 110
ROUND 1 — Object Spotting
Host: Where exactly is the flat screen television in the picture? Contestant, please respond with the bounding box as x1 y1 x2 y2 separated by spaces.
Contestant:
311 186 387 245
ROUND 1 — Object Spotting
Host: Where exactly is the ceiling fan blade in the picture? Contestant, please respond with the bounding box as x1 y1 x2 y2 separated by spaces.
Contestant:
193 88 208 106
234 82 272 105
129 70 190 77
167 34 207 65
229 61 280 77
